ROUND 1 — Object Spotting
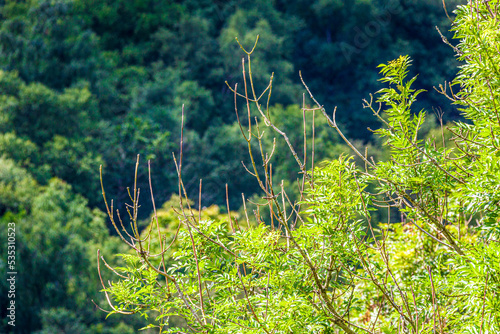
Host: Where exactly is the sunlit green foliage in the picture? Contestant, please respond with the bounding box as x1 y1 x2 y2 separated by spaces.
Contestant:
99 1 500 332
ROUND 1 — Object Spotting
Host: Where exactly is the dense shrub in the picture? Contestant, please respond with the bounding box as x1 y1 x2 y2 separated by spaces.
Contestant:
98 1 499 333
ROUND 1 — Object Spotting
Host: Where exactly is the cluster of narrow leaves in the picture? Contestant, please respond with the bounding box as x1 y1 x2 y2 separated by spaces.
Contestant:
97 1 500 333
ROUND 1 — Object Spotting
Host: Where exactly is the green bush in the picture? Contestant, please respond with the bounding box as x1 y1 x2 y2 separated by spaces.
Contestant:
97 1 500 332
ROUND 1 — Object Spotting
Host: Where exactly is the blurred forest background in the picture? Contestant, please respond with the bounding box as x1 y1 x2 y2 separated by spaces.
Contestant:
0 0 464 332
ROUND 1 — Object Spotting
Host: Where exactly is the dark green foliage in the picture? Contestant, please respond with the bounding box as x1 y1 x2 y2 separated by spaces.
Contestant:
0 0 462 213
0 0 101 89
278 0 465 134
0 159 140 333
0 70 103 206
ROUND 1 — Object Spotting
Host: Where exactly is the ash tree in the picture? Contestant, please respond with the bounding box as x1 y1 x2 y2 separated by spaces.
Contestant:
96 1 500 333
